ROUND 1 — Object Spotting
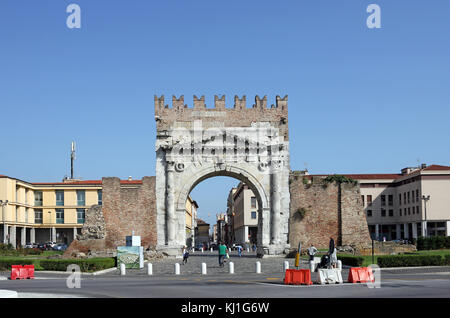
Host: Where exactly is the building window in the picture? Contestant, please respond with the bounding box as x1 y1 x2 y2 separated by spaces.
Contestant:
404 193 406 204
367 210 372 217
408 207 411 215
389 209 394 217
412 206 416 214
25 208 29 223
56 209 64 224
407 192 410 204
55 191 64 206
367 195 372 206
251 197 257 209
381 209 386 217
34 191 43 206
381 195 386 206
399 194 402 206
251 211 257 219
416 190 419 203
416 206 420 214
34 210 43 224
15 206 18 222
77 208 85 224
361 195 365 206
399 209 402 216
77 190 85 206
388 195 393 206
98 190 102 205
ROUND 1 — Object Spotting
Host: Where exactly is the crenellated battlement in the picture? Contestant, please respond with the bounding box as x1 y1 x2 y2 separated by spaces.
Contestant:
155 94 289 140
154 95 288 113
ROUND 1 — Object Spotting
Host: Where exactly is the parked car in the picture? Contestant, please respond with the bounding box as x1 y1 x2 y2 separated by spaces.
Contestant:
37 243 47 250
46 241 57 249
24 242 34 248
52 243 67 251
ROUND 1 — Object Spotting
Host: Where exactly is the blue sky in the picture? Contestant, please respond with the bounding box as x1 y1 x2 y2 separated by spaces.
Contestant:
1 1 449 226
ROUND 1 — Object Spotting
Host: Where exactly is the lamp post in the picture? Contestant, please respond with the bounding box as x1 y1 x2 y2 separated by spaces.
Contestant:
421 195 430 237
0 200 9 244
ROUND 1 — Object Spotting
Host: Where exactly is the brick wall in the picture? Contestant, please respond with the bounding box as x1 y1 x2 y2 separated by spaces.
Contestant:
289 174 371 250
102 177 157 249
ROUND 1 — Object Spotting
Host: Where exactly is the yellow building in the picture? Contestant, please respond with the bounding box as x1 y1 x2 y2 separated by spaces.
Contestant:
1 175 198 248
0 175 102 248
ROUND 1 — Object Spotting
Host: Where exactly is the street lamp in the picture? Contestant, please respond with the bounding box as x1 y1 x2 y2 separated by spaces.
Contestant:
0 200 9 244
421 195 430 237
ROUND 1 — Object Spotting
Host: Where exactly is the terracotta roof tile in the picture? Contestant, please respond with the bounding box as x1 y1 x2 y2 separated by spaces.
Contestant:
422 164 450 171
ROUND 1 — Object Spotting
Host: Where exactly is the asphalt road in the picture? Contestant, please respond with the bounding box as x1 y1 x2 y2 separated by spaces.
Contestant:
1 253 450 298
1 268 450 298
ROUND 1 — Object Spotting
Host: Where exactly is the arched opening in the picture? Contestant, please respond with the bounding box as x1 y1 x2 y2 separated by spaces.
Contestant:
176 168 269 251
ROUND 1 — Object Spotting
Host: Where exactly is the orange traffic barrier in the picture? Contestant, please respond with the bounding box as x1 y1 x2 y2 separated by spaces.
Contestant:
348 267 375 283
10 265 22 280
10 265 35 280
24 265 35 279
284 269 313 285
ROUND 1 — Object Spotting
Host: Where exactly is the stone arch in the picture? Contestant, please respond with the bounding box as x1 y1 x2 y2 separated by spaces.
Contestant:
176 165 269 212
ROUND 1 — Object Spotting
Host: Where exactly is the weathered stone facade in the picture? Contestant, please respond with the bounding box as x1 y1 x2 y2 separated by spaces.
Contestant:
65 177 157 257
289 173 371 250
155 95 291 255
102 177 157 249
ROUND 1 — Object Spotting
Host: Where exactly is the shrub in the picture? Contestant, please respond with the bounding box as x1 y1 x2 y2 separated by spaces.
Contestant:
446 237 450 249
0 243 14 251
436 236 446 250
337 255 364 267
416 236 450 250
0 258 34 271
377 255 444 268
445 255 450 266
39 258 116 272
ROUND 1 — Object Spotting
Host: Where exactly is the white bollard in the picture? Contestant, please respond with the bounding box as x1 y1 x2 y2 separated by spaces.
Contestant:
120 263 126 276
256 261 261 274
247 247 250 253
210 248 213 252
309 260 315 273
229 262 234 274
202 263 207 275
174 263 180 275
284 261 289 272
201 248 204 253
147 263 153 275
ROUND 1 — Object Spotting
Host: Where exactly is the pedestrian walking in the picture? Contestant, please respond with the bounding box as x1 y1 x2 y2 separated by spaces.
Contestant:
218 241 227 267
307 244 318 261
236 245 243 257
330 247 338 268
182 245 189 264
328 237 335 268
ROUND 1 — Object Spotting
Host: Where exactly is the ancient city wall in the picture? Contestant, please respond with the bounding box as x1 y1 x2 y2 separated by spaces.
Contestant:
289 173 371 250
102 177 157 249
65 177 157 257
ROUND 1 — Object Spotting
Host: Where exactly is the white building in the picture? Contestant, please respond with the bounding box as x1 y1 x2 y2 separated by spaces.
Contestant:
227 182 258 245
345 164 450 241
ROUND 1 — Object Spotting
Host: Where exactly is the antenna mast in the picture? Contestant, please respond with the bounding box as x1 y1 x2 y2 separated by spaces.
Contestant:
71 141 76 179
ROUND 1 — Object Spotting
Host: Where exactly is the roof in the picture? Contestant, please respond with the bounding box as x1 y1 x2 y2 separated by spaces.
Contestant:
422 164 450 171
305 174 402 180
196 219 209 225
31 179 143 186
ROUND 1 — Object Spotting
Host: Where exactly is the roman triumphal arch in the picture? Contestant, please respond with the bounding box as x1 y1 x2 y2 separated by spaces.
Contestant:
155 95 290 256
